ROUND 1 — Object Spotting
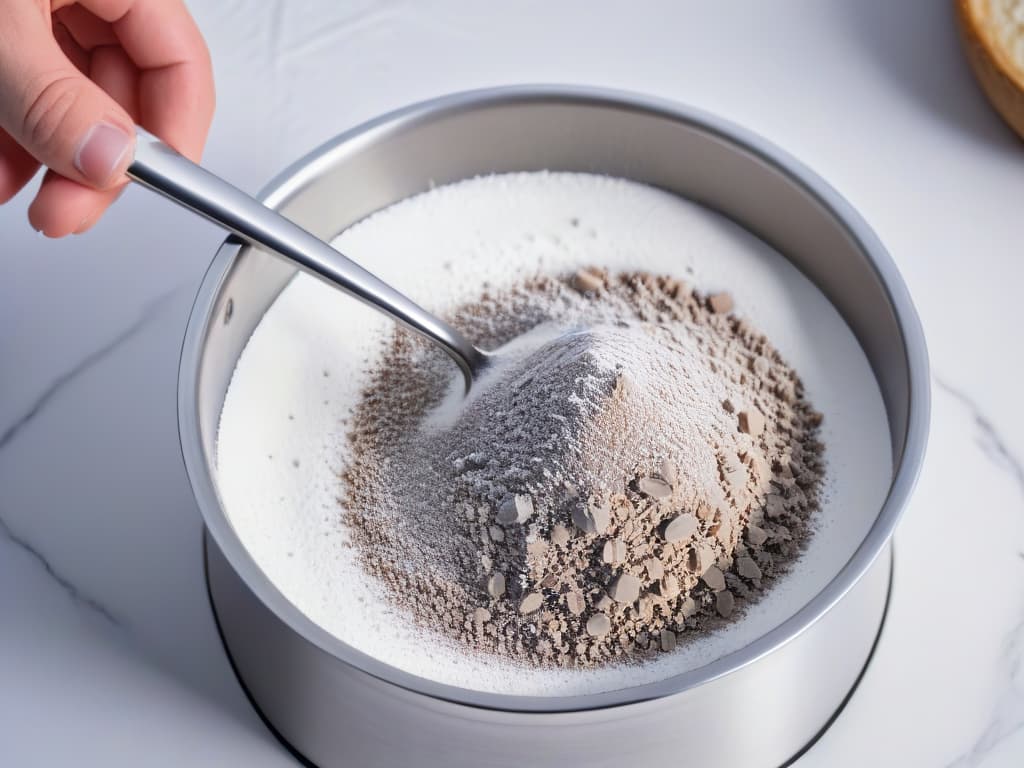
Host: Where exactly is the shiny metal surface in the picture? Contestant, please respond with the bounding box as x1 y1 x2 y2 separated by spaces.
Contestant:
129 127 487 386
178 86 930 765
207 531 891 768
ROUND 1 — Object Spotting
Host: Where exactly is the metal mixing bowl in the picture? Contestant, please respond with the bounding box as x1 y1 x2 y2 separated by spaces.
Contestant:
179 86 929 767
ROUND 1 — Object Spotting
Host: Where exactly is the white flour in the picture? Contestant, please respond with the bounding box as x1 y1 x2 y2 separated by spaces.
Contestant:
216 172 892 696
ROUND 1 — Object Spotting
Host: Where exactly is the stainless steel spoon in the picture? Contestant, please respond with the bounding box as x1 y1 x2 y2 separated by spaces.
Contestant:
127 127 489 389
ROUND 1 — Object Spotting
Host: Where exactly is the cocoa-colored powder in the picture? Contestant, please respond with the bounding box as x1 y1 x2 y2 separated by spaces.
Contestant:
342 269 824 668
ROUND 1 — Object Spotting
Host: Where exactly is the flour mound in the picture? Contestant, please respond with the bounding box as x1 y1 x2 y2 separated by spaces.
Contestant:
343 270 824 667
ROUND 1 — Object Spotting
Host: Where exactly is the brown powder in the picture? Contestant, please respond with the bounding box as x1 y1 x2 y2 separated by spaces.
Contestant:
341 269 824 668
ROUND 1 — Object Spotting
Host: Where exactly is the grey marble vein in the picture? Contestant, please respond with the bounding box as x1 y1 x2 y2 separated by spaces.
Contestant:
936 376 1024 767
0 285 184 627
0 510 121 625
936 377 1024 493
0 287 181 452
945 607 1024 768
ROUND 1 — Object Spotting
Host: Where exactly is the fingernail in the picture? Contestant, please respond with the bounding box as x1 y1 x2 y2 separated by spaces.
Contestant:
74 122 133 186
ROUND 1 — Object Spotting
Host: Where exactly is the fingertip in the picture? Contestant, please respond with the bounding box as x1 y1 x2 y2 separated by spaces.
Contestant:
27 190 57 237
28 198 75 238
73 216 98 236
29 172 114 238
73 186 125 235
71 202 101 235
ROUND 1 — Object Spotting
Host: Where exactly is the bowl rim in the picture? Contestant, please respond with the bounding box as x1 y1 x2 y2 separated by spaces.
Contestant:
178 84 931 713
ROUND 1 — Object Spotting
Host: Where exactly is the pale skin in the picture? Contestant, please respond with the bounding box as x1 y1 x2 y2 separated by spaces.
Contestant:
0 0 215 236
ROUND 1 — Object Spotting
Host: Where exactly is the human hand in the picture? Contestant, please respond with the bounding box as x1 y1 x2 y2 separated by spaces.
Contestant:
0 0 214 236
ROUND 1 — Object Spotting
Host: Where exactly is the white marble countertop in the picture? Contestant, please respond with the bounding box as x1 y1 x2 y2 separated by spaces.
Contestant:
2 1 1023 765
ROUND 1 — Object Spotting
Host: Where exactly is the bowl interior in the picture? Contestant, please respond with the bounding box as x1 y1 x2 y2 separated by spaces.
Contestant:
181 87 928 709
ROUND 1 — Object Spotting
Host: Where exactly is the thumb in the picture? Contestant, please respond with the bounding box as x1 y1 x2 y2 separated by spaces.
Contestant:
0 16 135 189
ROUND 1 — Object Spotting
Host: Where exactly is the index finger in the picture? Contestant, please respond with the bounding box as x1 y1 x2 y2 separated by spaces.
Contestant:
72 0 215 160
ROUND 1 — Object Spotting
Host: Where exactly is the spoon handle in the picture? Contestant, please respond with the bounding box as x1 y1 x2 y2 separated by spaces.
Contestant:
127 127 484 383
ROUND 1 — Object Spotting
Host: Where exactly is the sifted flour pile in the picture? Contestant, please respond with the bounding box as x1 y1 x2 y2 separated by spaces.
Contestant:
344 269 824 667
